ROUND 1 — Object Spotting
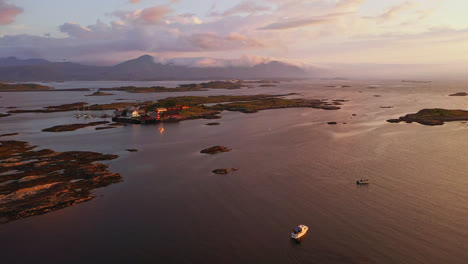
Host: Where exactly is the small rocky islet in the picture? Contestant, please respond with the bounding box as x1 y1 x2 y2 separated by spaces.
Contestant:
43 121 110 132
126 149 138 152
86 91 114 96
0 133 19 137
200 146 231 154
449 92 468 96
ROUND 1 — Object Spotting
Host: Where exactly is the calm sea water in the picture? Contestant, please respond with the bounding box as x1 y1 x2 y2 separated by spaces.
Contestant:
1 80 468 263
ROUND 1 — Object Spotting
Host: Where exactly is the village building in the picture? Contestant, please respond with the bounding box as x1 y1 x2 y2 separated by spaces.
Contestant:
125 106 136 112
131 110 140 117
164 109 180 118
147 112 160 120
113 109 123 117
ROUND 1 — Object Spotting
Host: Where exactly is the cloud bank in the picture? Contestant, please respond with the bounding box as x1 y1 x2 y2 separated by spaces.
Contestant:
0 0 463 71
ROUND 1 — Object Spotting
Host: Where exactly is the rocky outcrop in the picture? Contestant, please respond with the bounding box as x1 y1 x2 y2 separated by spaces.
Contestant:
43 121 109 132
449 92 468 96
212 168 239 174
0 140 121 223
87 91 114 96
126 149 138 152
0 133 18 137
200 146 231 154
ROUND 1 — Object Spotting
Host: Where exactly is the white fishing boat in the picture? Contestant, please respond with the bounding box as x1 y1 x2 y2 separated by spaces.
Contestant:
75 107 82 118
291 225 308 240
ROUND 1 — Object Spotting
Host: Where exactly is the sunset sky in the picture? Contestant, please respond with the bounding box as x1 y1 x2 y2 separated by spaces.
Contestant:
1 0 467 72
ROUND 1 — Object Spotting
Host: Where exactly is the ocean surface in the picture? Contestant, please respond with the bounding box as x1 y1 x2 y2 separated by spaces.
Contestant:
1 79 468 263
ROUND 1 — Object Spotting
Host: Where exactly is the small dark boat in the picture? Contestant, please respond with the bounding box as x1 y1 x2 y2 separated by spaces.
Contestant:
356 179 370 185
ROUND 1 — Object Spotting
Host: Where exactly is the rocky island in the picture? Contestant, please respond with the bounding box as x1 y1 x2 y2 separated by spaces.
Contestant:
387 108 468 126
0 82 52 92
43 121 110 132
101 81 246 93
9 101 143 114
0 140 121 223
0 81 245 94
8 94 347 126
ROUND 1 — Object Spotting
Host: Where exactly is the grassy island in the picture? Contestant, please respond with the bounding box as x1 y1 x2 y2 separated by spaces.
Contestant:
0 83 52 92
87 91 114 96
387 108 468 126
102 81 246 93
9 94 346 124
43 121 110 132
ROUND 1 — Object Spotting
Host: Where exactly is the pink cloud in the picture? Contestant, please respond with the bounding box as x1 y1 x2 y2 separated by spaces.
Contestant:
129 0 141 3
140 6 173 24
259 17 331 30
0 0 23 25
210 1 270 17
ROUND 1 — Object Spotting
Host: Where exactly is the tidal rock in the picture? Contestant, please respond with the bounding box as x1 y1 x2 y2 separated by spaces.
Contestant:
201 146 231 154
386 119 401 123
126 149 138 152
449 92 468 96
212 168 239 174
0 133 18 137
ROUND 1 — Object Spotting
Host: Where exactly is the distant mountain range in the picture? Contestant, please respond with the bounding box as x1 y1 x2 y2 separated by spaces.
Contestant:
0 55 308 81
